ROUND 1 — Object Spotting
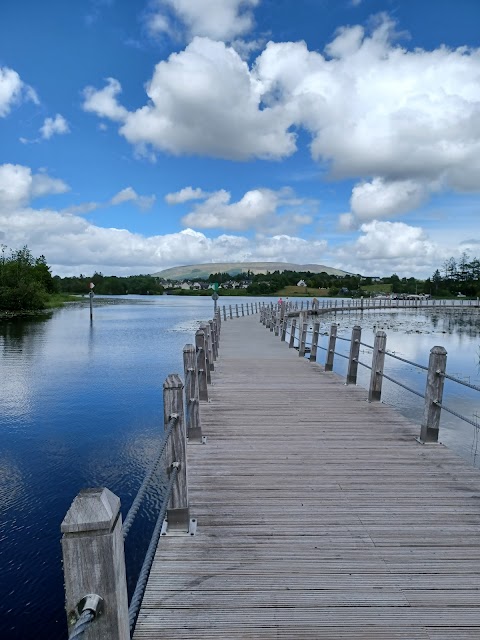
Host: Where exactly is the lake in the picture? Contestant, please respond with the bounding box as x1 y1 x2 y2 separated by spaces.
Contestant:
0 296 479 639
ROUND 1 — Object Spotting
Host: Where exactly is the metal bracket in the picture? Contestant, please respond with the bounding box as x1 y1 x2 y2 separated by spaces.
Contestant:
69 593 104 625
161 517 197 537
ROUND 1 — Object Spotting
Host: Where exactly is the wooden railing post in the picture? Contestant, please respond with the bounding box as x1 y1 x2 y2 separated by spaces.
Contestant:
310 321 320 362
183 344 203 443
418 346 447 443
280 315 288 342
229 305 233 319
246 303 250 315
195 329 208 401
298 314 307 357
61 488 129 640
209 319 217 361
201 322 213 380
223 305 227 321
325 323 337 371
368 330 387 402
241 304 244 316
236 304 239 318
163 374 191 532
289 318 297 348
346 325 361 385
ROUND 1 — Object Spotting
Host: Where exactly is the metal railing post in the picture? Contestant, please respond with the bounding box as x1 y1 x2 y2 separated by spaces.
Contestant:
61 488 130 640
163 374 190 532
325 323 337 371
418 346 447 443
368 330 387 401
195 329 208 401
346 325 361 385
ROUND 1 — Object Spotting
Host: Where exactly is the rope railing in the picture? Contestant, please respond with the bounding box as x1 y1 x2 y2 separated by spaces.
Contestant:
384 351 429 371
380 372 426 399
434 401 479 430
439 372 480 393
128 466 178 634
68 610 95 639
122 415 178 540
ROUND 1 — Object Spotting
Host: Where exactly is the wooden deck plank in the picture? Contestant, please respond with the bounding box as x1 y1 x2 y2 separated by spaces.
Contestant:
133 314 480 638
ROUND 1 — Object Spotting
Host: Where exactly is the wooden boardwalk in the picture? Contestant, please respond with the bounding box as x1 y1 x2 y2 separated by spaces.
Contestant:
134 314 480 639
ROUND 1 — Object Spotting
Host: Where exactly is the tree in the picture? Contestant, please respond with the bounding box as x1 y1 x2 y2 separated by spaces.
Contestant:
0 245 54 311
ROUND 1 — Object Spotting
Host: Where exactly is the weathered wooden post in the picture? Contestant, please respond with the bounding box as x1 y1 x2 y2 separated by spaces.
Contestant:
310 321 320 362
236 304 239 318
325 323 337 371
209 319 217 361
183 344 203 443
195 329 208 401
289 318 297 348
346 325 361 385
229 304 233 319
201 322 213 379
223 305 227 321
246 303 250 315
418 346 447 443
280 315 288 342
163 374 192 533
368 330 387 402
270 307 275 332
61 487 130 640
298 320 308 357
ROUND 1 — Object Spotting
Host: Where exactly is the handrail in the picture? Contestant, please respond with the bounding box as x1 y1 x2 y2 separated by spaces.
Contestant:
122 415 178 539
439 371 480 393
61 310 223 640
128 466 178 634
269 312 479 445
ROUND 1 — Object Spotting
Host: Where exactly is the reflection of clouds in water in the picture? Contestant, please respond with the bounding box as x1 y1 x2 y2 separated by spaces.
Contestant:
0 361 33 420
0 455 25 515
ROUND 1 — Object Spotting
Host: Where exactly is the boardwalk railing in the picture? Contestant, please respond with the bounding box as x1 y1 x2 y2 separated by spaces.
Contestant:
261 307 480 445
61 310 222 640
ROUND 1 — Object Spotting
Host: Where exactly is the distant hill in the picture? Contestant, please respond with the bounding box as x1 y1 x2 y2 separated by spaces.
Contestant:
152 262 350 280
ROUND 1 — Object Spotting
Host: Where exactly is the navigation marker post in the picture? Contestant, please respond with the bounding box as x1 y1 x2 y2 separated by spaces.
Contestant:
89 282 95 322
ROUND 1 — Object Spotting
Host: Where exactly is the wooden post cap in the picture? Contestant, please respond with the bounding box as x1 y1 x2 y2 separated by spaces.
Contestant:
61 488 120 534
163 373 183 390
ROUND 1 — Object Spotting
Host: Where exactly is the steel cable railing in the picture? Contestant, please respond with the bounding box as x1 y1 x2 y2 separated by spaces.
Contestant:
68 610 95 639
439 372 480 393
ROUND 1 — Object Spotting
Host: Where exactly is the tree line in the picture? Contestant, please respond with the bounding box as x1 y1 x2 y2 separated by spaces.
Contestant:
1 244 478 313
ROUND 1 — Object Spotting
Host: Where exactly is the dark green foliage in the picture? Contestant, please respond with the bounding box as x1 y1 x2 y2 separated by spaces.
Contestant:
55 272 164 295
0 246 56 311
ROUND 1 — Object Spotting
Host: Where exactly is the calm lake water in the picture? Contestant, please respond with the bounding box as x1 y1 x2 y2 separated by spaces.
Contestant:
0 296 479 639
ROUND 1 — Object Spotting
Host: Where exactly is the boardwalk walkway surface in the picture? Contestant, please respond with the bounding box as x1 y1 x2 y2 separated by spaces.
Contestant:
134 315 480 639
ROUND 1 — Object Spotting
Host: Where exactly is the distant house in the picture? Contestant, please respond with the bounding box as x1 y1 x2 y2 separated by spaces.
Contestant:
191 282 202 290
180 282 191 290
297 280 307 287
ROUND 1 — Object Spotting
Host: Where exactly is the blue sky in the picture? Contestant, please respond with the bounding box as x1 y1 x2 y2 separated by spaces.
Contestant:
1 0 480 277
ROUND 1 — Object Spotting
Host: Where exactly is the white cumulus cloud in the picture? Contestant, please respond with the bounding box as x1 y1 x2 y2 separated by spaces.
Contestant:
83 77 128 122
165 186 208 204
0 164 69 210
40 114 70 139
146 0 260 41
110 187 156 210
0 66 38 117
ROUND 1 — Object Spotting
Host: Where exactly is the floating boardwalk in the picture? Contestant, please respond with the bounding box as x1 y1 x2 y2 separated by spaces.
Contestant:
131 314 480 639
